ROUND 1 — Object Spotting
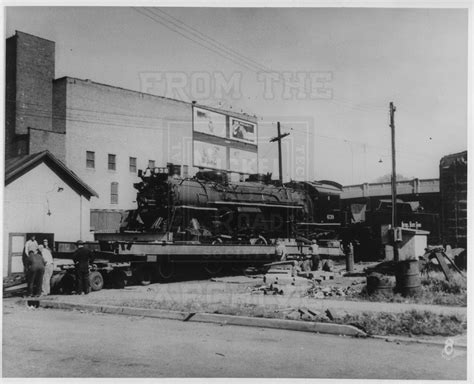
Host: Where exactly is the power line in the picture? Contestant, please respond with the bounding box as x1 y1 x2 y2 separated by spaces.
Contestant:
7 100 185 122
8 99 174 122
289 127 434 160
132 7 263 73
151 8 274 73
136 7 398 117
14 108 172 132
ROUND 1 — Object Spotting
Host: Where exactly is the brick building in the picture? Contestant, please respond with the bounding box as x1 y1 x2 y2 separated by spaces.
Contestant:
5 31 61 159
5 31 257 232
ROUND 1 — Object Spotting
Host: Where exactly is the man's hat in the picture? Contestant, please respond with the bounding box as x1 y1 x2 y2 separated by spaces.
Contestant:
76 240 85 245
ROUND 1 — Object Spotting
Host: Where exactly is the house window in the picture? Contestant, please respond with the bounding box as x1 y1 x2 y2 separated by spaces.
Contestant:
148 160 155 169
86 151 95 168
111 182 119 204
129 157 137 173
108 154 116 171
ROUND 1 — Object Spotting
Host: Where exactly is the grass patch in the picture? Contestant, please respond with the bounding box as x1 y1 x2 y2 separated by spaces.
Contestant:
353 286 467 307
340 310 466 337
343 271 467 307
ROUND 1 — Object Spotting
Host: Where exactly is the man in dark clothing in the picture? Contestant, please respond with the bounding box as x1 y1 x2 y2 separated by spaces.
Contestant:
27 250 45 297
73 240 94 295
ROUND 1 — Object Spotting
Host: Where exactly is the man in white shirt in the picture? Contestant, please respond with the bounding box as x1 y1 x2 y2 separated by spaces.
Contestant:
24 235 39 255
275 240 288 261
39 240 54 295
309 240 320 271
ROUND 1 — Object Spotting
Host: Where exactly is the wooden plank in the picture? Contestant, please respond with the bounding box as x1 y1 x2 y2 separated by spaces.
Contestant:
433 252 453 281
443 251 466 278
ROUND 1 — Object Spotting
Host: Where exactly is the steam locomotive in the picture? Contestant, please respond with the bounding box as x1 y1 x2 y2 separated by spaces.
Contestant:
122 165 343 244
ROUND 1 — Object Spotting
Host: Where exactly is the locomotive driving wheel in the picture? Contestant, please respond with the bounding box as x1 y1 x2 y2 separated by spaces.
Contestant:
203 263 224 277
157 262 175 282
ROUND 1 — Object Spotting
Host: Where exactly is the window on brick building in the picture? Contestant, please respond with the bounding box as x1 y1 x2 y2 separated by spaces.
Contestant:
129 157 137 173
111 182 119 204
148 160 155 169
108 154 116 171
86 151 95 168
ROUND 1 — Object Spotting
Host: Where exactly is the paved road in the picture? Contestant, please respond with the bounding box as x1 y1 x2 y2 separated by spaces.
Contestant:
2 300 467 379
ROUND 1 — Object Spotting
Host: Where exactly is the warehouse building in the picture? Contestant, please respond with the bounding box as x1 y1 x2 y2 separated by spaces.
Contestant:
5 31 257 232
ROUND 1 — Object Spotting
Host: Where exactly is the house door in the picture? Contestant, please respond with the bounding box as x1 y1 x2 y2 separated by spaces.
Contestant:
8 232 55 275
8 233 26 275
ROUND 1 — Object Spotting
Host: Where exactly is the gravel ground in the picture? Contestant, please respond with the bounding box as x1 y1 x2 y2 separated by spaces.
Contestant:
41 273 467 320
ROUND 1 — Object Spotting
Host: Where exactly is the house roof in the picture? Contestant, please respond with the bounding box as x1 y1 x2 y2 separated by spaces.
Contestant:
5 150 99 198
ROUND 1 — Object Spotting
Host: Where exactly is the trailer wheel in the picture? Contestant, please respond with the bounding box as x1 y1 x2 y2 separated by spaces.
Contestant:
132 266 151 285
50 272 65 294
60 272 76 294
111 270 128 289
89 271 104 291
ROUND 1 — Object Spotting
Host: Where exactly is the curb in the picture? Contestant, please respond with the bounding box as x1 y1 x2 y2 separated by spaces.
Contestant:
371 334 468 349
189 312 366 337
35 300 189 321
28 299 366 338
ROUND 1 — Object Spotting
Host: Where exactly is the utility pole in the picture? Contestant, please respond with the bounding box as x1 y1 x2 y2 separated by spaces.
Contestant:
389 102 399 261
269 122 290 183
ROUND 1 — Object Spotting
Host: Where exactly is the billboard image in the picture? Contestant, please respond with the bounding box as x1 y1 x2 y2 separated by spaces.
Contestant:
231 118 257 144
192 106 258 173
193 140 227 170
229 148 258 174
193 107 227 138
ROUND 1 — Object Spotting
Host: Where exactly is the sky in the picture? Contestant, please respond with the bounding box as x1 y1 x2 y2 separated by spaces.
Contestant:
4 6 468 185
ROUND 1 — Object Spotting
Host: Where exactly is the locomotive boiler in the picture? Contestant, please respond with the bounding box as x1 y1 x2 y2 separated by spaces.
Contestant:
122 165 342 244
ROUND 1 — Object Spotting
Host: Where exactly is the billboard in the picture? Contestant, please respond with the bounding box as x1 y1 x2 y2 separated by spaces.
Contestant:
229 148 258 174
193 107 226 138
230 118 257 144
193 141 227 170
192 106 258 173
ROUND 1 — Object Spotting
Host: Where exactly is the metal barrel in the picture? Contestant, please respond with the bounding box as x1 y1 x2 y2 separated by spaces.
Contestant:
395 259 421 296
366 272 394 295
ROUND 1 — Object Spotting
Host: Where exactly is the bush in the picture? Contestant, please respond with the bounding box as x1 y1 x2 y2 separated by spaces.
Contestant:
421 272 466 294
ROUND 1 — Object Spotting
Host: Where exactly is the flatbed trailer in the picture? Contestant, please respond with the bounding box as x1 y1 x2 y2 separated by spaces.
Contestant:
52 239 280 292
